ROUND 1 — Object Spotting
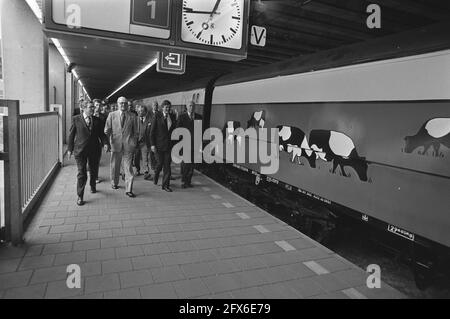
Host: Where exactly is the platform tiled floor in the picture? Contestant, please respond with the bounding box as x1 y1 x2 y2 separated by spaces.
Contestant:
0 157 404 299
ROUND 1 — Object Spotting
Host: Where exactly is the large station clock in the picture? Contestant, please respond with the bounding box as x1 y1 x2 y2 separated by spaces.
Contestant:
181 0 245 49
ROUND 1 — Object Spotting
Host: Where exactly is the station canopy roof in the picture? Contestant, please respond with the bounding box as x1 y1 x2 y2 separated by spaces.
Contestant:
39 0 450 102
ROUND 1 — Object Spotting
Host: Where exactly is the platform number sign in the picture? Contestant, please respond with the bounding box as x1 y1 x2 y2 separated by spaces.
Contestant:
46 0 250 61
131 0 171 29
250 25 266 47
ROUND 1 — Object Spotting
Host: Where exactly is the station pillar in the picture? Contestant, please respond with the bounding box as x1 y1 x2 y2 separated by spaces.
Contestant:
0 0 49 114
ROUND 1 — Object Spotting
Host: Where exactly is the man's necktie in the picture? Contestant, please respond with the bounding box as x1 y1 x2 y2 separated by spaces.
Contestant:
164 114 170 130
86 116 91 130
120 113 125 128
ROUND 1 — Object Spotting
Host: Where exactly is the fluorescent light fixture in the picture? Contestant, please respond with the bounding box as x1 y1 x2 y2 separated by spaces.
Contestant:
50 37 93 100
72 70 90 99
83 86 91 100
25 0 43 23
106 59 157 100
51 38 71 66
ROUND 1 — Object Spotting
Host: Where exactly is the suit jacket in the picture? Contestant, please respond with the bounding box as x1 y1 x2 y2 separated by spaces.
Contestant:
150 112 177 152
95 113 107 138
68 115 107 156
176 112 203 158
177 112 203 135
136 114 152 146
104 110 139 153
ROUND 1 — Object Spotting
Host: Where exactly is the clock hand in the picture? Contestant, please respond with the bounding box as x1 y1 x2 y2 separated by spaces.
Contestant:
184 8 220 14
210 0 221 18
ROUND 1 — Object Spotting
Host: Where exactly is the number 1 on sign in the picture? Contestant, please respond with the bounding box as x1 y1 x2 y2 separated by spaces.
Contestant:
147 0 156 19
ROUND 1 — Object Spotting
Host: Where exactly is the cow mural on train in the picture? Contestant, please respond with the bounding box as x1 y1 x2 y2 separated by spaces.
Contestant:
404 118 450 157
277 125 315 166
223 120 242 144
277 125 369 182
247 110 266 129
308 130 369 182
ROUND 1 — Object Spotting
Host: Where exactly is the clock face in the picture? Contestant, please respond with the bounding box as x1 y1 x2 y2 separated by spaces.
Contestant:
181 0 244 49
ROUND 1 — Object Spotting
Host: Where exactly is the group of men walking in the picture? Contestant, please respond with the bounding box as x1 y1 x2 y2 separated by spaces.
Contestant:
68 96 201 206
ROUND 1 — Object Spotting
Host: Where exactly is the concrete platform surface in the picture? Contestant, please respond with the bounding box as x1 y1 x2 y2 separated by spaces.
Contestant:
0 157 404 299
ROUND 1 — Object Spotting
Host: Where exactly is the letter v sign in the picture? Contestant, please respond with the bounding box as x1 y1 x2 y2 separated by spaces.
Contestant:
250 26 266 47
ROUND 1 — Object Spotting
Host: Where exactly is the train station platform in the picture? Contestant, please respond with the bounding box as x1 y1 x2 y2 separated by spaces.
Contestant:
0 157 404 299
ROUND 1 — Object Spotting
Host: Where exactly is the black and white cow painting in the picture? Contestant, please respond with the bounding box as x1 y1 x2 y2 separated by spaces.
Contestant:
404 118 450 157
308 130 369 182
277 125 315 166
247 110 266 129
223 121 242 144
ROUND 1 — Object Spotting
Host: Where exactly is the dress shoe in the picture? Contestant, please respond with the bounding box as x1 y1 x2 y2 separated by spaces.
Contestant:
126 192 136 198
96 179 101 184
90 187 97 194
111 185 119 190
77 197 85 206
162 187 173 192
144 173 152 181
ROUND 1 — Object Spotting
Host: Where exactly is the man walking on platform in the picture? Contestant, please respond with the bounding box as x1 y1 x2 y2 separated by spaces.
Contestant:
134 105 152 180
93 98 107 184
177 100 203 188
148 101 159 172
150 100 177 192
104 96 139 198
68 101 108 206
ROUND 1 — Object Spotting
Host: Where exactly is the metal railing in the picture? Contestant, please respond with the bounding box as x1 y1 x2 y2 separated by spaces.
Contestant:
0 100 63 244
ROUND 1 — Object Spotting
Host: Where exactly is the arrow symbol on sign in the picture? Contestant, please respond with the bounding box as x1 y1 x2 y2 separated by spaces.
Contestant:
165 53 181 66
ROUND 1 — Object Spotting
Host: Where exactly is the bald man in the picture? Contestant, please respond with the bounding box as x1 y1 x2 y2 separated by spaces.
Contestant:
104 97 139 197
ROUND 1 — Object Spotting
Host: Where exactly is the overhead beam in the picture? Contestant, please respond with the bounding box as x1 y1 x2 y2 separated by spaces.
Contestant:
299 0 408 32
255 2 377 41
265 25 341 49
374 0 450 21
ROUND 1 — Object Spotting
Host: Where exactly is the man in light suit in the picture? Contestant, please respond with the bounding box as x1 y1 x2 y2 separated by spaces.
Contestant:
104 96 139 198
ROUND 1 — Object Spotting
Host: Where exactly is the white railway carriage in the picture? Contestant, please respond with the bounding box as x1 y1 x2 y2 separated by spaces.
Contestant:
136 43 450 287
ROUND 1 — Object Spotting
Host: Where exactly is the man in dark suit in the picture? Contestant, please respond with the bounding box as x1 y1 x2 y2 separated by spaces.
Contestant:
128 101 138 116
148 101 159 172
150 100 177 192
93 99 108 184
134 105 153 180
68 101 108 206
176 100 203 188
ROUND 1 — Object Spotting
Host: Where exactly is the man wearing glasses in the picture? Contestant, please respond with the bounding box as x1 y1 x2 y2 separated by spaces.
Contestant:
104 96 139 198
